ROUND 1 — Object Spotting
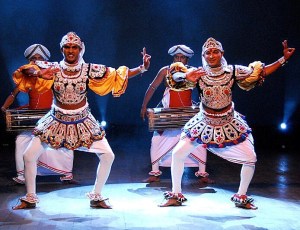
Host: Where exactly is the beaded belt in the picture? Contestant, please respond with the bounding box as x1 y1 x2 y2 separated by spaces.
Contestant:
51 107 89 122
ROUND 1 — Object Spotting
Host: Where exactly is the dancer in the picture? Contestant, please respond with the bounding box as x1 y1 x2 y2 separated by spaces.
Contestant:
141 45 213 184
12 32 151 210
159 38 295 209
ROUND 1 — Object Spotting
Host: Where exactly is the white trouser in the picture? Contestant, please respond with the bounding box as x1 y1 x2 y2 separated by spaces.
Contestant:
15 132 73 179
150 129 207 174
23 136 114 196
171 134 256 195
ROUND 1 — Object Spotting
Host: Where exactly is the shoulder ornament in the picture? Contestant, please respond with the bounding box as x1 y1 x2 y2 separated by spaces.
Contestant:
234 65 253 78
89 64 107 79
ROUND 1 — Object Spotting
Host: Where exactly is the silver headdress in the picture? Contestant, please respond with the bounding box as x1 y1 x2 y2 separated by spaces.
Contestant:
201 37 224 55
60 32 83 49
60 32 85 64
168 45 194 58
202 37 227 70
24 44 51 61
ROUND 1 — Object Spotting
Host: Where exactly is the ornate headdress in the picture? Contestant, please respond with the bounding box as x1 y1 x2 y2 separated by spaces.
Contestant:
202 37 224 55
168 45 194 58
60 32 83 49
202 37 227 70
24 44 50 61
60 32 85 64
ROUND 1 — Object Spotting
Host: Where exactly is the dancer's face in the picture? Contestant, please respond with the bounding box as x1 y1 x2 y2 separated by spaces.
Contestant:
203 48 223 68
62 43 81 64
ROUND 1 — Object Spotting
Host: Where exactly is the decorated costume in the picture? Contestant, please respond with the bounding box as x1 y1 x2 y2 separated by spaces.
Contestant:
160 38 269 209
12 32 149 210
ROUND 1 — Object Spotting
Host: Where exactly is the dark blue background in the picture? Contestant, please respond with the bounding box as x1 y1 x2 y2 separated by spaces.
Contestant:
0 0 299 133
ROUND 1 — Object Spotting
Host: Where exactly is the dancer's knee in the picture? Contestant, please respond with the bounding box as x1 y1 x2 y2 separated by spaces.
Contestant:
172 149 185 161
172 140 195 161
23 137 43 163
23 152 37 163
98 151 115 164
246 150 257 164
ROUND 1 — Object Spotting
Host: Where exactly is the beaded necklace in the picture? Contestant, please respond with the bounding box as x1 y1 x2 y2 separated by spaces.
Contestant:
59 60 82 72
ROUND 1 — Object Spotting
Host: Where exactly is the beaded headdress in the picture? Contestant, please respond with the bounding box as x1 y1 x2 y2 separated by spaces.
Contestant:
201 37 227 70
202 37 224 55
168 45 194 58
60 32 83 49
24 44 50 61
60 32 85 63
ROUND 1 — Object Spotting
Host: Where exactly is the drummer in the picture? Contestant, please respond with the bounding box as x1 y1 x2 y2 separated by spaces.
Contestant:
1 44 75 185
140 45 213 184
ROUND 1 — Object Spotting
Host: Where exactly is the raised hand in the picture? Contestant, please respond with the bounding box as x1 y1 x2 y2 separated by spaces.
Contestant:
282 40 295 61
141 47 151 70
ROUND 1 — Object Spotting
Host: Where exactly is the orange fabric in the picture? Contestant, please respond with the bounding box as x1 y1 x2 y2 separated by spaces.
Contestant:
88 66 128 97
13 63 54 94
169 89 192 107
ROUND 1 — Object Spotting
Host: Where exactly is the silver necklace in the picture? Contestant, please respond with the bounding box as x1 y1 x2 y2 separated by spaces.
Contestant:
204 65 225 76
59 61 82 72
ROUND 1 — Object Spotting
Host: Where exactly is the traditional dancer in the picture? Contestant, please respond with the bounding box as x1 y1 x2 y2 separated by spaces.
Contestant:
12 32 151 209
159 38 295 209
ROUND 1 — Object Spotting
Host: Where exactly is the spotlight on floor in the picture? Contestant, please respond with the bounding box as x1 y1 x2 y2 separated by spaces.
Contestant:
101 120 107 127
280 122 287 130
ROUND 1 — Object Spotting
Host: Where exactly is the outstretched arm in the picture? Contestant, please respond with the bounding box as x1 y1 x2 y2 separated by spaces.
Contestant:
140 67 167 120
128 47 151 78
264 40 295 76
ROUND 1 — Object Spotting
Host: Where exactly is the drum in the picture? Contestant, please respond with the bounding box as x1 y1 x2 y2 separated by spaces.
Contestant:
147 106 199 131
5 109 48 132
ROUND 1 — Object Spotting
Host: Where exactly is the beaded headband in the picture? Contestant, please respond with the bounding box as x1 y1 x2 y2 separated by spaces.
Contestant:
60 32 83 48
202 37 224 55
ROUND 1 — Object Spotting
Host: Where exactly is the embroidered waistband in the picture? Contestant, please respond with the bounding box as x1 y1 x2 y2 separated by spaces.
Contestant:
51 106 90 122
201 102 234 118
51 102 89 115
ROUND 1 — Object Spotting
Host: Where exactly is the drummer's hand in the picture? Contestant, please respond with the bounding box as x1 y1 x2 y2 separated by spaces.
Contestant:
140 107 147 121
39 67 59 80
1 106 7 113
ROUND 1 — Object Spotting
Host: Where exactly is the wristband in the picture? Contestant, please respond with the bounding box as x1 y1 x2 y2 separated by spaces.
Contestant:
139 65 147 73
278 57 287 66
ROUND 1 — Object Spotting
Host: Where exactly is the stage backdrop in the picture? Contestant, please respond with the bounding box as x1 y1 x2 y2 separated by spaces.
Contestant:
0 0 299 133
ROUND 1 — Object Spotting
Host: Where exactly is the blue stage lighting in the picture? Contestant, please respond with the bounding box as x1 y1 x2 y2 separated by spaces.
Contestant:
101 120 107 127
280 122 287 130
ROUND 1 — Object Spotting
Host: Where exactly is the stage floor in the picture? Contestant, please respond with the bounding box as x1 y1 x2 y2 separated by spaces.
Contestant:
0 126 299 230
